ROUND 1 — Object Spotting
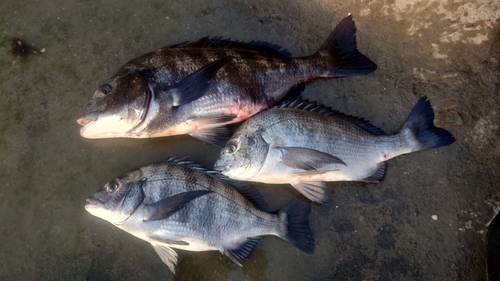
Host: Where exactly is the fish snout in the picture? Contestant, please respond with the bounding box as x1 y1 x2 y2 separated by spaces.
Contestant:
213 162 227 172
77 112 98 126
86 196 104 205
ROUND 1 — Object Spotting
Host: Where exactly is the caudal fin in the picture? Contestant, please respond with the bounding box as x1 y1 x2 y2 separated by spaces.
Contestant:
401 96 455 151
315 15 377 77
278 198 315 254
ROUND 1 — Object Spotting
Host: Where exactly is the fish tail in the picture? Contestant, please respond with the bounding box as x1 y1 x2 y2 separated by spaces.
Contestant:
400 96 455 151
313 15 377 77
278 198 315 254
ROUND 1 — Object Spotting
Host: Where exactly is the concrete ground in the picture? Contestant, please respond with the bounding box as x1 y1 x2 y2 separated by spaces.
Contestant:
0 0 499 280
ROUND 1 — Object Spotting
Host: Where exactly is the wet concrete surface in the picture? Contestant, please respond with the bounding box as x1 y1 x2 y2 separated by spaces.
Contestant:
0 0 499 280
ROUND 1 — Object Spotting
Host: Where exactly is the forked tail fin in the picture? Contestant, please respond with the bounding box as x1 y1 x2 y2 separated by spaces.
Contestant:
278 198 315 254
400 96 455 151
314 15 377 77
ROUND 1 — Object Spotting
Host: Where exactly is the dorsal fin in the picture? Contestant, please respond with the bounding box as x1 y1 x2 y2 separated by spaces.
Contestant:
276 98 386 135
166 156 212 171
166 156 235 178
164 37 292 57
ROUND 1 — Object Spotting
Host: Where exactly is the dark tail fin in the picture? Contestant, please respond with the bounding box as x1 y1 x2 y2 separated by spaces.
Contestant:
314 15 377 77
278 198 315 254
400 96 455 151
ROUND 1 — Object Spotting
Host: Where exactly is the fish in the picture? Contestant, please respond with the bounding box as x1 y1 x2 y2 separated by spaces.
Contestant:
85 157 315 273
214 97 455 204
77 15 377 147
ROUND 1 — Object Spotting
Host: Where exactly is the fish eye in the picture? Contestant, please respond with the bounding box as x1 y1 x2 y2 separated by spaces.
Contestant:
225 142 237 154
99 84 112 96
106 180 121 193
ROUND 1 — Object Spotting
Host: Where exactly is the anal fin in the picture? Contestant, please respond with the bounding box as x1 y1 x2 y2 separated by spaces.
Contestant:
223 237 261 266
361 162 387 182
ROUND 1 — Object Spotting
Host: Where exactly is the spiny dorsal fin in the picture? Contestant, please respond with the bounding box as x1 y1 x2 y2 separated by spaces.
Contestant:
276 98 386 136
166 156 212 171
167 155 240 176
165 37 292 57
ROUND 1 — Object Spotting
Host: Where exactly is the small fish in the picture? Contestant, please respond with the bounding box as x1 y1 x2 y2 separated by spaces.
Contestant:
77 15 376 147
85 157 314 273
214 97 455 204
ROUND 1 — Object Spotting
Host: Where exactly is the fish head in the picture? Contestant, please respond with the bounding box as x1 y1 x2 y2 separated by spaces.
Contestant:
214 126 269 181
77 71 153 138
85 168 145 225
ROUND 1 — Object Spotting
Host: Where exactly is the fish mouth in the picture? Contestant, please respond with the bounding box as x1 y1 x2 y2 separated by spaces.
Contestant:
86 196 104 206
77 84 153 138
213 162 227 173
77 111 99 127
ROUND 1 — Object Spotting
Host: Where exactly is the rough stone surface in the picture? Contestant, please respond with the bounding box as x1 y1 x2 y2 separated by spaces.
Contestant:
0 0 499 280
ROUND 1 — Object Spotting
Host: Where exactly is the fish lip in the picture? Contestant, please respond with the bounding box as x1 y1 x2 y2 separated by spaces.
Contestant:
86 196 104 205
77 111 99 126
213 163 227 172
77 111 103 138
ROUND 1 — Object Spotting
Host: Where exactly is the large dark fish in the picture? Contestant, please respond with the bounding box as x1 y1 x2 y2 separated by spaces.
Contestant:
77 15 377 146
85 157 314 273
214 97 455 204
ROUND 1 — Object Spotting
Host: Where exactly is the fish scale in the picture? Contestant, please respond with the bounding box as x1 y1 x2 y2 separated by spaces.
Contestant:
215 97 455 204
77 16 377 147
85 159 315 273
259 110 387 181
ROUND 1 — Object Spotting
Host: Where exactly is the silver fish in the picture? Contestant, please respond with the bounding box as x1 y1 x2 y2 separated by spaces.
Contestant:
214 97 455 204
85 157 314 273
77 15 376 147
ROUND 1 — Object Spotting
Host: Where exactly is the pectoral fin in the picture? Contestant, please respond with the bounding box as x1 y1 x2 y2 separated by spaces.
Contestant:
189 115 237 147
223 237 261 266
291 182 328 205
151 242 179 273
277 147 347 170
144 190 212 221
163 56 232 106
